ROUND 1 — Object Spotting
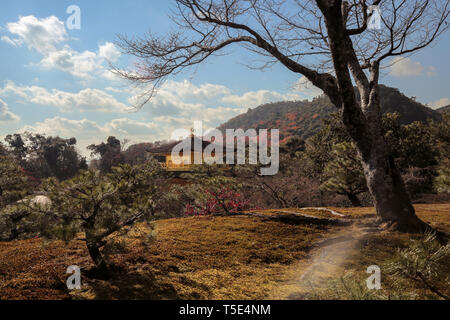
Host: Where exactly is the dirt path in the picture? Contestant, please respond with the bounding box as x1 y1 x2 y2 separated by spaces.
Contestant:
270 224 370 299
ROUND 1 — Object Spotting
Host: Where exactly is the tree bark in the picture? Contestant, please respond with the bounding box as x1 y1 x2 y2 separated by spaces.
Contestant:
318 0 427 232
86 242 109 275
84 219 109 276
357 129 427 231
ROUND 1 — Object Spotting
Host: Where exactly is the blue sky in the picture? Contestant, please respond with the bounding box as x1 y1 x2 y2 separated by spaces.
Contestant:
0 1 449 157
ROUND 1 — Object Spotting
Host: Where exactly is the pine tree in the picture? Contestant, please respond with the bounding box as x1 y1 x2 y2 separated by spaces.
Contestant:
321 142 367 206
39 161 164 276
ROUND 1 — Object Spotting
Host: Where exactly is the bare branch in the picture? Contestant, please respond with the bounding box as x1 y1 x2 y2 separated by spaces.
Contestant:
113 0 449 111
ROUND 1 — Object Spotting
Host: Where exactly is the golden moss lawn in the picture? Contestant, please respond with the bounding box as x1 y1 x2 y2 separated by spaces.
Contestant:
0 203 448 300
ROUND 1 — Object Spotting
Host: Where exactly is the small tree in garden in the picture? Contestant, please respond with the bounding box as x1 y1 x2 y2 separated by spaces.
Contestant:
41 161 164 275
183 176 250 216
234 153 322 209
303 113 351 184
304 113 440 202
321 142 367 206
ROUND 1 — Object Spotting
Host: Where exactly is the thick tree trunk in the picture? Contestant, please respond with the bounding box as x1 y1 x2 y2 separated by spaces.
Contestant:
354 83 427 231
319 1 428 232
356 131 427 232
347 193 362 207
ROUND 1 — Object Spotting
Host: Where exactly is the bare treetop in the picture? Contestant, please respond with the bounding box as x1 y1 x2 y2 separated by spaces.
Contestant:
113 0 448 108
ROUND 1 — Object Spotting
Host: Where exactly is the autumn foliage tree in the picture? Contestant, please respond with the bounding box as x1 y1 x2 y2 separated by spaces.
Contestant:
180 175 251 216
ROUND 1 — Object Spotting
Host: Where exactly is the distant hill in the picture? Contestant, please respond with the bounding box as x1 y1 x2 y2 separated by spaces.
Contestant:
436 105 450 114
218 85 442 142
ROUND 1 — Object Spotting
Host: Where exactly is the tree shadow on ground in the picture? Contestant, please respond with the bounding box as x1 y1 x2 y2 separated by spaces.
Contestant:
85 270 183 300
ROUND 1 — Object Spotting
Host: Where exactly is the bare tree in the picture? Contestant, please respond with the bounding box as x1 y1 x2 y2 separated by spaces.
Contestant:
114 0 449 232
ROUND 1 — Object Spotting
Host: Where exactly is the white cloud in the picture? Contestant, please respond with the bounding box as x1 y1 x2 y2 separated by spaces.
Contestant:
40 45 100 79
2 15 121 80
0 81 128 113
221 90 286 109
389 57 437 77
105 86 127 93
220 88 312 108
1 35 23 47
126 80 246 123
103 118 161 137
163 80 231 100
292 76 323 99
23 117 103 138
39 43 120 79
98 42 121 62
218 77 321 108
0 98 20 122
0 79 249 119
428 98 450 110
39 42 120 79
5 15 67 54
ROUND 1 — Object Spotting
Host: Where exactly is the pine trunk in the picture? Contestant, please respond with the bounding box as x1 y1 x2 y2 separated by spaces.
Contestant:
87 243 109 275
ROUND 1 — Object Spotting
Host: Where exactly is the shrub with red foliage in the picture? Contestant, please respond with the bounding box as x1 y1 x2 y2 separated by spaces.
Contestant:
184 187 251 216
20 167 40 188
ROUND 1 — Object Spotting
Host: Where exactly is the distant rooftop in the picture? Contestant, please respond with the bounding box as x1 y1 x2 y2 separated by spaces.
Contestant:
147 135 236 154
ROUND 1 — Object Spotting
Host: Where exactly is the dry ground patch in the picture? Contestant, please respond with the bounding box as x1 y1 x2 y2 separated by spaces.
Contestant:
0 214 342 300
271 203 450 300
0 204 448 300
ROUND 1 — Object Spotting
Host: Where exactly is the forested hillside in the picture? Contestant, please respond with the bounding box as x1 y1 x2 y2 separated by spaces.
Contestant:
219 85 441 142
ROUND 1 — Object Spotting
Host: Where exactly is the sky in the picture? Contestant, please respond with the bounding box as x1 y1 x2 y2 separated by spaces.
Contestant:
0 0 449 157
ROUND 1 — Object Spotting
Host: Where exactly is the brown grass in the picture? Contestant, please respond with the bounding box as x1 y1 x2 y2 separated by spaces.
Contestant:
0 215 341 300
0 204 448 300
249 208 348 219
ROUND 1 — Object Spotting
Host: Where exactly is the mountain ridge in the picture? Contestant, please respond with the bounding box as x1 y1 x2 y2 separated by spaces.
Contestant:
436 105 450 114
218 85 442 142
